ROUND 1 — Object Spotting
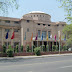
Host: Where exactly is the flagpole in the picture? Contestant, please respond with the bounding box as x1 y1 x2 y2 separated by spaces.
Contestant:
47 41 48 52
59 41 60 54
7 39 8 49
56 40 57 50
37 40 38 47
32 40 33 52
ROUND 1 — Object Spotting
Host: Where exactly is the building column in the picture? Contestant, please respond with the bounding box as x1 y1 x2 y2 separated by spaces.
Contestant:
21 27 23 46
11 28 14 46
2 28 4 46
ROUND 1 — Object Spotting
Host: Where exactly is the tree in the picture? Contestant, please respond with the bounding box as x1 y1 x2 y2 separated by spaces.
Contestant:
63 24 72 47
58 0 72 47
0 0 19 15
58 0 72 23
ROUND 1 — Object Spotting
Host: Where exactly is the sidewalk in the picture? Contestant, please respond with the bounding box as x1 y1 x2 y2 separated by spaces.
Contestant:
0 53 72 60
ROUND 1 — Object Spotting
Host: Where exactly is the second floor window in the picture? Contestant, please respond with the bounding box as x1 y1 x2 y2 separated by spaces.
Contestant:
5 29 10 32
48 31 51 38
38 30 41 38
42 31 46 38
14 29 18 32
27 20 30 23
14 21 19 24
5 20 10 23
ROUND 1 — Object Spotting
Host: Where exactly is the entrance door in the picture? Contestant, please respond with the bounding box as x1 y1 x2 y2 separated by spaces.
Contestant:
44 42 47 51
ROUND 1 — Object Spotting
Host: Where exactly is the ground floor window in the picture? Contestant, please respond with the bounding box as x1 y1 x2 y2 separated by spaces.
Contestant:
4 42 10 46
14 42 19 47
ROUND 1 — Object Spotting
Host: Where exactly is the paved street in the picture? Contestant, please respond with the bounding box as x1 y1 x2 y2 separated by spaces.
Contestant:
0 55 72 72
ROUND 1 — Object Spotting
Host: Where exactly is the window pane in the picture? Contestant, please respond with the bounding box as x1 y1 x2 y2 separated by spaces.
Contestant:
48 31 51 38
5 29 10 32
5 20 10 23
38 30 41 38
27 28 29 32
27 20 30 23
4 42 10 46
14 29 18 32
42 31 46 38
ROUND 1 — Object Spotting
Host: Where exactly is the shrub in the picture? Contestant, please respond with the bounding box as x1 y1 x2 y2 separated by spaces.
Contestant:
16 45 19 53
33 45 36 52
55 45 58 51
42 45 45 52
6 45 13 57
46 45 49 52
62 45 67 51
21 45 23 52
52 45 56 51
26 44 29 52
3 45 6 53
34 47 41 56
29 49 32 52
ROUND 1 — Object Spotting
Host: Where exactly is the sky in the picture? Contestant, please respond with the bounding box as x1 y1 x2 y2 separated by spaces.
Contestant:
1 0 67 23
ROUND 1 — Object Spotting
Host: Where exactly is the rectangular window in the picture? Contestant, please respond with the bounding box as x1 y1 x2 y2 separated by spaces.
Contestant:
48 31 51 38
42 31 46 38
14 29 18 32
38 30 41 38
43 24 45 26
5 29 10 32
38 23 40 25
14 42 19 47
14 21 19 24
48 24 51 26
27 20 30 23
27 28 29 32
5 20 10 23
4 42 10 46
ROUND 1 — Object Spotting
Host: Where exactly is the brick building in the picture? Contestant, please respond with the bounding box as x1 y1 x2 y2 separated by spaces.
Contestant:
0 11 66 51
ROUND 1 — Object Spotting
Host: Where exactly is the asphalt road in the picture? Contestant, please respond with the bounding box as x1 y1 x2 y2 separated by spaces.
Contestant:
0 55 72 72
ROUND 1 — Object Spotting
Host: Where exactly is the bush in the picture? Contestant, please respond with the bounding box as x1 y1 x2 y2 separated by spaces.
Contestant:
29 49 32 52
55 45 58 51
16 45 19 53
3 45 6 53
26 44 29 52
21 45 23 52
46 45 49 52
34 47 41 56
62 45 67 51
6 45 13 57
42 45 45 52
52 45 56 51
33 45 36 52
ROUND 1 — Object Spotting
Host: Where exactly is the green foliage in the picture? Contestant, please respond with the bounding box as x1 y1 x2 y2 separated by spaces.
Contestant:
26 44 29 52
58 0 72 23
52 45 56 51
21 45 23 52
52 45 58 51
16 45 19 53
63 24 72 46
0 0 19 15
6 45 13 57
46 45 49 52
34 47 41 56
62 45 68 51
3 45 6 53
33 45 36 52
42 45 45 52
29 49 32 52
55 45 58 51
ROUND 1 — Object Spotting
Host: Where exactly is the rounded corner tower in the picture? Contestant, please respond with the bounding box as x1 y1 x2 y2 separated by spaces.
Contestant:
23 11 51 22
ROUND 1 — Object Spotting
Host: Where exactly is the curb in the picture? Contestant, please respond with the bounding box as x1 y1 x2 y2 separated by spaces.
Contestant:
0 53 72 60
